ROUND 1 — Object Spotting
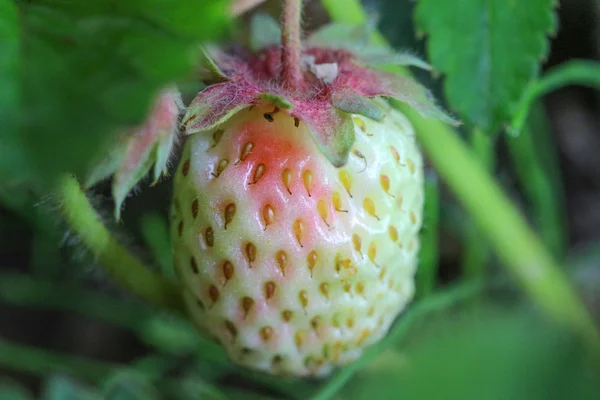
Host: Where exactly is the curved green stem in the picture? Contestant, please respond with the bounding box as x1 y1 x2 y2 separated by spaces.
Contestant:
510 60 600 134
321 0 600 353
57 175 184 313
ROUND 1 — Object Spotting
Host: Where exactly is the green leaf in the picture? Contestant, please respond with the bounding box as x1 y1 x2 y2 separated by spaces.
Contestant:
415 0 558 133
0 0 229 188
250 12 281 52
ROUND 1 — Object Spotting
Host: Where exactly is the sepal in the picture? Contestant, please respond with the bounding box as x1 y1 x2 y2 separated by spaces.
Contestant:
85 88 182 220
183 83 257 133
292 102 355 168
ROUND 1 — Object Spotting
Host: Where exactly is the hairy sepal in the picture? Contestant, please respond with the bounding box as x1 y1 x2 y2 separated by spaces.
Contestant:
85 88 181 220
199 47 229 82
113 88 181 220
347 69 459 126
199 47 249 82
183 83 258 134
258 93 293 110
293 103 355 168
332 88 384 121
188 36 456 168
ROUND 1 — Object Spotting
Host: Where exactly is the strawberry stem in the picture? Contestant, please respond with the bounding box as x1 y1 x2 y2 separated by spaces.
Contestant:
281 0 304 89
57 174 185 313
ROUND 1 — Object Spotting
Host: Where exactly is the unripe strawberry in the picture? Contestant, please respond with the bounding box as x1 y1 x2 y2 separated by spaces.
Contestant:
172 100 422 376
171 15 456 377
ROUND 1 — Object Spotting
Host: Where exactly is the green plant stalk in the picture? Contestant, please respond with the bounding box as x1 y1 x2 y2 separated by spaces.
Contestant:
416 173 440 298
462 129 494 278
58 175 184 313
507 103 566 259
398 100 600 351
0 338 117 383
321 0 600 352
511 60 600 134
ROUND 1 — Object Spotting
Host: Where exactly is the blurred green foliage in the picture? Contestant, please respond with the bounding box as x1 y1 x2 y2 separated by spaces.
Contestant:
2 0 600 399
339 310 600 400
0 0 229 188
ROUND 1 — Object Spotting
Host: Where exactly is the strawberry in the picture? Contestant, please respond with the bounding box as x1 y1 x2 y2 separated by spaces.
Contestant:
171 7 456 377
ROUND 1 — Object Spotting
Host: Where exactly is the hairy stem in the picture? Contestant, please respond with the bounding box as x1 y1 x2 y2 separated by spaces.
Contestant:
281 0 304 89
322 0 600 354
57 175 184 313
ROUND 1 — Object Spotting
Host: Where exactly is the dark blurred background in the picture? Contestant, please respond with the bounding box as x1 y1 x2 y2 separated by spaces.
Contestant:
1 0 600 396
